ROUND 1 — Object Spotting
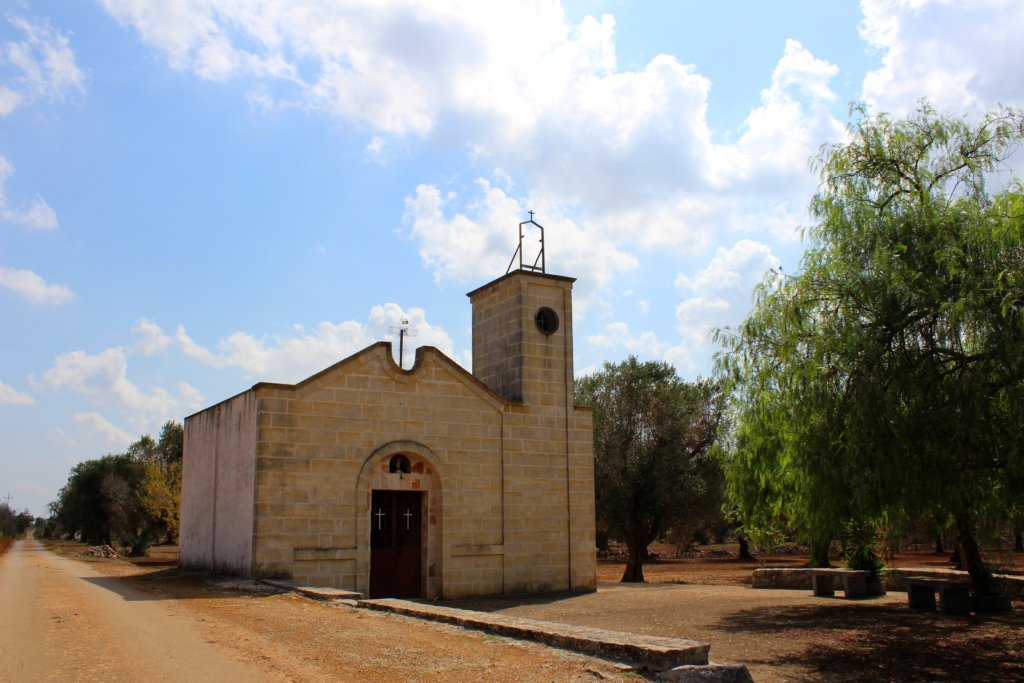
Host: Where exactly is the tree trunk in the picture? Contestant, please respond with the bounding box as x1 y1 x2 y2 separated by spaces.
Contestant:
596 529 610 552
949 546 961 565
957 515 993 596
935 534 944 553
621 534 646 583
638 521 661 563
809 533 832 568
1015 529 1023 552
738 536 752 560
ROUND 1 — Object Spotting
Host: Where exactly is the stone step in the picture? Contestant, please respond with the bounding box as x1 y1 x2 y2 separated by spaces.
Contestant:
658 662 755 683
259 579 363 601
358 598 710 671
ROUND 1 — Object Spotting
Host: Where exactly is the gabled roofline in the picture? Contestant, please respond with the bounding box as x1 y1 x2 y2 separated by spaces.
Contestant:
187 341 519 421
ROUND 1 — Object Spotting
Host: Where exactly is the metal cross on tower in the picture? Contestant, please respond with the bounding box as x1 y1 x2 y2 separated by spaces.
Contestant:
388 318 418 369
506 211 545 275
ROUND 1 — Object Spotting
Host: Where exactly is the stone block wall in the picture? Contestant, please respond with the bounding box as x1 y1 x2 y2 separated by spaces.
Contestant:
180 269 597 599
469 270 596 594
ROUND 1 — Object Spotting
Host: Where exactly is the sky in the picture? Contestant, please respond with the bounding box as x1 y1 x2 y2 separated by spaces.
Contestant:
2 0 1022 516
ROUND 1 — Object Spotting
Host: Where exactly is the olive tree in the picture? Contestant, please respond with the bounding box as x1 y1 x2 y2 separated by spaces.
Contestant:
577 357 725 582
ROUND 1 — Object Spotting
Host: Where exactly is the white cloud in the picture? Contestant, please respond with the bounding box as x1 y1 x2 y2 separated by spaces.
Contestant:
0 380 34 405
31 346 197 425
0 15 86 116
575 364 596 378
102 2 843 282
0 156 60 230
176 303 459 384
588 321 668 357
0 266 74 305
668 239 780 369
404 179 637 301
131 318 172 356
861 0 1024 116
176 382 204 411
51 413 134 449
15 480 48 497
49 428 77 447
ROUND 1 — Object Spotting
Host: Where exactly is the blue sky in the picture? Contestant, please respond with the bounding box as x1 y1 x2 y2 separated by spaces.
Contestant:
1 0 1021 516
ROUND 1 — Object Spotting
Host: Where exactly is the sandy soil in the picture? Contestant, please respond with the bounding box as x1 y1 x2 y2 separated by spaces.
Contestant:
0 540 277 683
11 541 638 683
27 539 1024 683
597 542 1024 586
447 580 1024 683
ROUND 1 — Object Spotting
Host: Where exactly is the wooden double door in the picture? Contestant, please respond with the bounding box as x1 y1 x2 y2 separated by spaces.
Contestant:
369 490 422 599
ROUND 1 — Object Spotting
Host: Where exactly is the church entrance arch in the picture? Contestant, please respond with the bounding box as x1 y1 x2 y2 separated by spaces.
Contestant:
357 441 445 599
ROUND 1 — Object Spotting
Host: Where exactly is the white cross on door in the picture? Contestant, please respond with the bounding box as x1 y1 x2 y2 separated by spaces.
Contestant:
375 508 386 530
404 509 413 530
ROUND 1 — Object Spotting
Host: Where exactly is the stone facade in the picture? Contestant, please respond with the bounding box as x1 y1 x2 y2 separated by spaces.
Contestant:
180 270 597 599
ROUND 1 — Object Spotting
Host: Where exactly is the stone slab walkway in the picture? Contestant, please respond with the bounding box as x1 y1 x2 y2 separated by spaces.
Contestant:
259 579 363 601
358 597 711 671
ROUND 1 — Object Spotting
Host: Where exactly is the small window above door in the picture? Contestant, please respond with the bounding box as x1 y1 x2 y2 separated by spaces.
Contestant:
389 454 411 474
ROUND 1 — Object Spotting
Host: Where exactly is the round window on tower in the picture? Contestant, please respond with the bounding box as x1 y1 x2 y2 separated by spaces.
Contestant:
535 307 559 335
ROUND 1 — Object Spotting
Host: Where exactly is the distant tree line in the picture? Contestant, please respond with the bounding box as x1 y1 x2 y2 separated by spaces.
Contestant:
48 421 184 556
0 503 35 538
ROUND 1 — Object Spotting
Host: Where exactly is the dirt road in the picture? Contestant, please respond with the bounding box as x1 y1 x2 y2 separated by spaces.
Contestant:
0 540 280 683
0 541 636 683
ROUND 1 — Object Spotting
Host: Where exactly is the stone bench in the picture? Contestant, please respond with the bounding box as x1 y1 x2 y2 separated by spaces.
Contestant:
809 568 871 599
903 577 973 615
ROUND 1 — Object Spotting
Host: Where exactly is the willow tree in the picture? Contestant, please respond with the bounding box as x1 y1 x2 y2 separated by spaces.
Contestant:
717 103 1024 594
577 357 725 582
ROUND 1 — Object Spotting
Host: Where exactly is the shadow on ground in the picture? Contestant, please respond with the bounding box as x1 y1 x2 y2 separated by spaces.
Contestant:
715 602 1024 682
79 571 284 603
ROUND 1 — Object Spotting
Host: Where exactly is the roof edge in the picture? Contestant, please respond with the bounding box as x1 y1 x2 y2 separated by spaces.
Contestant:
189 341 519 417
466 269 576 298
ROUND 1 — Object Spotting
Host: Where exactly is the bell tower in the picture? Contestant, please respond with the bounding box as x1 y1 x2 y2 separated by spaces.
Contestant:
466 214 575 404
465 216 594 595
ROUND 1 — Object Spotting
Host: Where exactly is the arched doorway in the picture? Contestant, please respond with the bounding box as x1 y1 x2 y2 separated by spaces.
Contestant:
370 456 423 598
358 443 443 599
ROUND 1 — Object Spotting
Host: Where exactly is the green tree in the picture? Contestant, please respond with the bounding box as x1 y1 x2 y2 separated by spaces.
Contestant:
55 454 143 545
156 420 184 464
717 103 1024 594
54 421 185 551
576 357 726 582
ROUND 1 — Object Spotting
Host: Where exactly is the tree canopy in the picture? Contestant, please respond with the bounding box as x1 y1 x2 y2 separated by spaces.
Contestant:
52 421 184 553
716 103 1024 593
576 357 725 582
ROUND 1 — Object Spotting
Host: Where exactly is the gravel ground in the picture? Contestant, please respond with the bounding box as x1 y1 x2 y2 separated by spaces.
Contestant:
37 540 642 683
452 551 1024 683
40 540 1024 683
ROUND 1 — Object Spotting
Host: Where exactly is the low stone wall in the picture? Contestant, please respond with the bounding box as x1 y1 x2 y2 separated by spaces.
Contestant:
753 567 1024 595
359 598 710 671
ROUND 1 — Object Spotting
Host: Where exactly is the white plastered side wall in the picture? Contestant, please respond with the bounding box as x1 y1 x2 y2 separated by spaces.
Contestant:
180 390 258 575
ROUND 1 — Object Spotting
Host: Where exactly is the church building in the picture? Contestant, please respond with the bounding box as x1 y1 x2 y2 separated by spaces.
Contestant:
179 262 597 599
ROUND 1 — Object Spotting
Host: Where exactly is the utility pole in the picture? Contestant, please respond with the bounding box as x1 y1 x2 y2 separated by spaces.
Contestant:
2 494 11 509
